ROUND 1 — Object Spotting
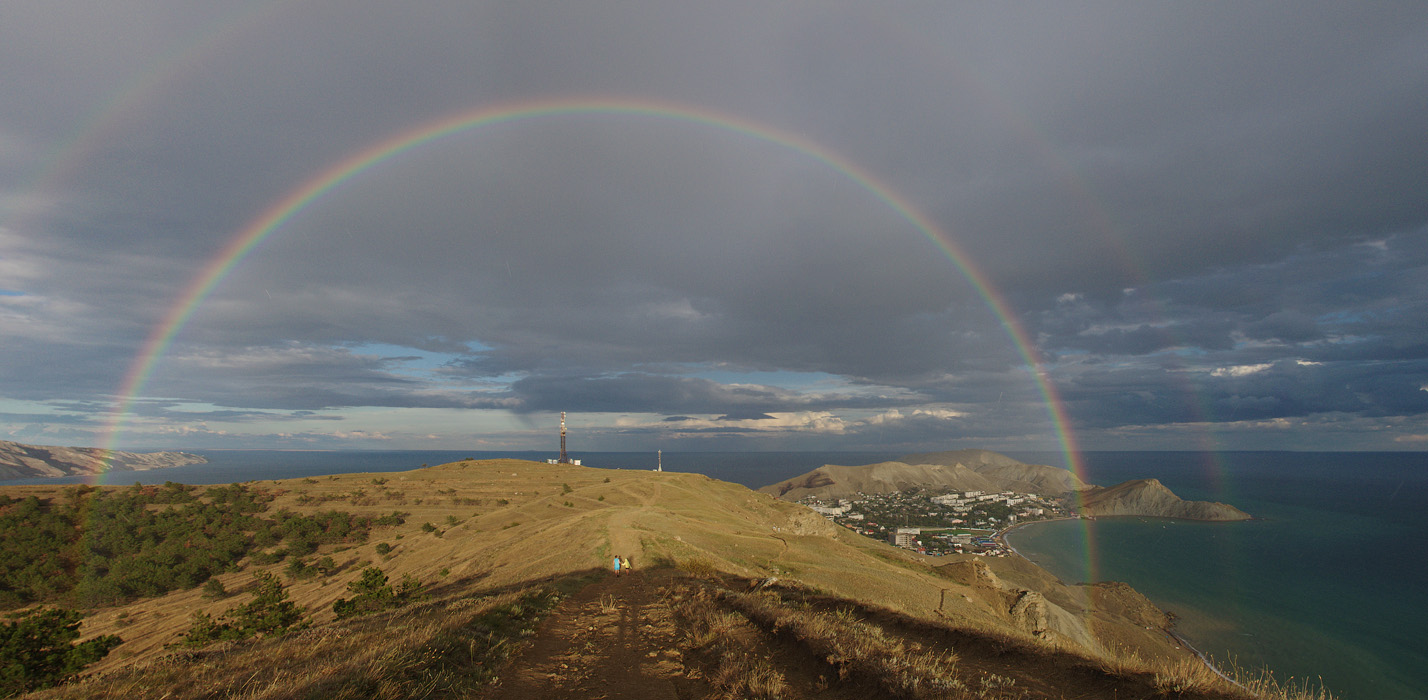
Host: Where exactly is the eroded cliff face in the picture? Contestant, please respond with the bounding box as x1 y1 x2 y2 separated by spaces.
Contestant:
934 556 1187 660
1077 478 1251 521
936 558 1100 651
0 440 207 479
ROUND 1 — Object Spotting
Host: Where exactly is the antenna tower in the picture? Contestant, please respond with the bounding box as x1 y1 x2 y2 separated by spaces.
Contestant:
559 412 568 464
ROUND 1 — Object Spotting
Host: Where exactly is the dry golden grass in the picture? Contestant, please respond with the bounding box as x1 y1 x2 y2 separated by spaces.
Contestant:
2 459 1337 699
710 653 790 700
721 588 967 699
1224 657 1339 700
30 582 566 700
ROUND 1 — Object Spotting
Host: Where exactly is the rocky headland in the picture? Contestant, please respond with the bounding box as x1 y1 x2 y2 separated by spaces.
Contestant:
0 439 207 479
1077 478 1251 521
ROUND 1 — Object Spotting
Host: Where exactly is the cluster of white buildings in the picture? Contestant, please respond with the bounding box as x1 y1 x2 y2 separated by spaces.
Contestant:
797 488 1064 557
931 490 1028 508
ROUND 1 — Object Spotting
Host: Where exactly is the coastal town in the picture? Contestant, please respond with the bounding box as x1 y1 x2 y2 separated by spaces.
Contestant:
797 488 1071 557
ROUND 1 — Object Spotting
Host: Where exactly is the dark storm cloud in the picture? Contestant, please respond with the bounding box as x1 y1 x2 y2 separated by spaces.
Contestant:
2 1 1427 449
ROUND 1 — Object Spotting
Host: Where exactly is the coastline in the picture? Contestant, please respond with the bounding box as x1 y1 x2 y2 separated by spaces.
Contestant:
999 516 1241 687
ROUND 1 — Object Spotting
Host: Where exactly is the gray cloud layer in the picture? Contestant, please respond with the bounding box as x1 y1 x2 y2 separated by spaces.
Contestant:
2 1 1426 451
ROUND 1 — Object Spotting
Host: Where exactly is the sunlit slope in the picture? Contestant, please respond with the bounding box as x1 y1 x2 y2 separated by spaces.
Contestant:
66 459 1195 673
760 450 1086 501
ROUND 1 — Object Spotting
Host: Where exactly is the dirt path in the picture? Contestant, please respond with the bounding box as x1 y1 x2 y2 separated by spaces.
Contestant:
481 571 705 700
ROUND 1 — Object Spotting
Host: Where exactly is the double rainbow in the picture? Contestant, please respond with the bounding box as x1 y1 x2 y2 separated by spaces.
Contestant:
98 96 1085 486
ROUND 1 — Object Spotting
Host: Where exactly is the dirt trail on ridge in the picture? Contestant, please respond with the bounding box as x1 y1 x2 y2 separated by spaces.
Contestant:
481 571 703 700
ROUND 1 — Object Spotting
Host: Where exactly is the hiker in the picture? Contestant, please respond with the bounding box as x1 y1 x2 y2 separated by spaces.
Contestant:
613 555 621 575
620 555 631 575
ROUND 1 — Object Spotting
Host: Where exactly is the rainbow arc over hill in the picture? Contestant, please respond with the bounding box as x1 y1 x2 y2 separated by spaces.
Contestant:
95 95 1094 566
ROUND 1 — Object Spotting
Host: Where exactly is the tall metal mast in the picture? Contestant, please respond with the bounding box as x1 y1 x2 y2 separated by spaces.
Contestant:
559 411 568 464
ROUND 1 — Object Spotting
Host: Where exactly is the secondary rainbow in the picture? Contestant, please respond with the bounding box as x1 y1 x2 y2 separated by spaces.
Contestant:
97 95 1088 491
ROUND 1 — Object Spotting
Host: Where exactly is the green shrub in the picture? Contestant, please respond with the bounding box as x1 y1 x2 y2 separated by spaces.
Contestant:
331 567 425 619
179 571 306 646
0 485 404 611
201 578 228 599
284 557 316 581
0 608 121 697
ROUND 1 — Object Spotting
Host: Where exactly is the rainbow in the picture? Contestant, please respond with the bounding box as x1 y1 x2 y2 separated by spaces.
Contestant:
5 3 287 244
96 95 1087 496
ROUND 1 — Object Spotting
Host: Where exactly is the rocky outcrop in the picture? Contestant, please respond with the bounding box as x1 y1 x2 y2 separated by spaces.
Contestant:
0 440 206 480
938 559 1090 646
1077 479 1251 521
1008 590 1050 636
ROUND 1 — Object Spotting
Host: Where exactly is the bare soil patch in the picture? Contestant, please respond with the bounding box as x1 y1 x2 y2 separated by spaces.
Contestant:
481 570 704 700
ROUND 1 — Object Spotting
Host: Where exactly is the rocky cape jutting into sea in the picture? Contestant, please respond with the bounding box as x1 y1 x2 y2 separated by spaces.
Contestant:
0 439 207 480
760 449 1252 521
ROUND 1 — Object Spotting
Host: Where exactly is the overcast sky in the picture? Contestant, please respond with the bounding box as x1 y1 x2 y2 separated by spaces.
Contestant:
2 1 1426 454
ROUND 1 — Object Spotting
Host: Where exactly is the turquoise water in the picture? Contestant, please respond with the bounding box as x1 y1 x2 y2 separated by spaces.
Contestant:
1004 451 1428 700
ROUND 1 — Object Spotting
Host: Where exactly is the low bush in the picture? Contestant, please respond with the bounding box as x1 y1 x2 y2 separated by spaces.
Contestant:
178 571 307 646
0 608 121 697
332 567 425 619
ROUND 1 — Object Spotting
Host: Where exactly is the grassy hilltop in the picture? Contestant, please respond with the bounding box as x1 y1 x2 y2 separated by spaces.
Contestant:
3 459 1327 699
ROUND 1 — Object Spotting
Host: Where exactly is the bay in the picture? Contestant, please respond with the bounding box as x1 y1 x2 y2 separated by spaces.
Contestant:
1005 451 1428 700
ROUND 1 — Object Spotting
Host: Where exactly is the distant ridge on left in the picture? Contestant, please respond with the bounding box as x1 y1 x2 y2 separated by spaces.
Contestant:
0 439 207 479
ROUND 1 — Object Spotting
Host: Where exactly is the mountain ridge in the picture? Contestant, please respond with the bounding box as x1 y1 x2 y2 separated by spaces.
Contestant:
0 439 207 479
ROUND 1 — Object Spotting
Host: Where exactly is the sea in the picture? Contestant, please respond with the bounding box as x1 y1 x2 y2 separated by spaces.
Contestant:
7 449 1425 699
1003 451 1428 700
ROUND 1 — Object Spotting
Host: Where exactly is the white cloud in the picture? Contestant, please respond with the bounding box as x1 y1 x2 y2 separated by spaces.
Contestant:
1211 363 1273 378
616 411 847 434
867 408 965 425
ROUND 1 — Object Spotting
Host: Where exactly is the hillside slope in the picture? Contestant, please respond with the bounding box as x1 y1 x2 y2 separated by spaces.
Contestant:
758 461 1005 500
0 439 206 479
901 450 1087 495
759 450 1084 501
7 460 1264 699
